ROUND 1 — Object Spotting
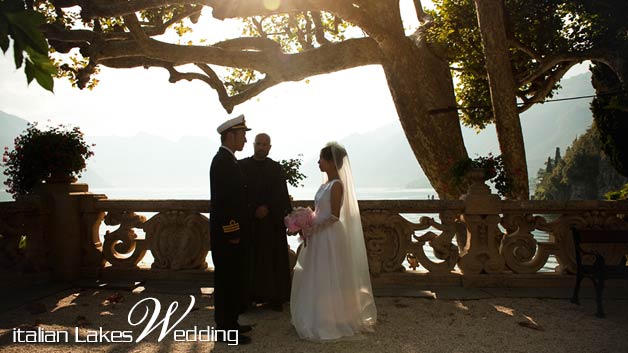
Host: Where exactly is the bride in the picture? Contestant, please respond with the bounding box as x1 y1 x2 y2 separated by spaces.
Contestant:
290 142 377 341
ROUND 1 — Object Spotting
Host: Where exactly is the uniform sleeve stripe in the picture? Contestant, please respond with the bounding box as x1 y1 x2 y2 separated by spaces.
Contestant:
222 223 240 232
222 220 240 233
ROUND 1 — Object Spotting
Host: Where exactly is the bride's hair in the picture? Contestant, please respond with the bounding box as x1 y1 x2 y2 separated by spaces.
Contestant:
321 142 347 169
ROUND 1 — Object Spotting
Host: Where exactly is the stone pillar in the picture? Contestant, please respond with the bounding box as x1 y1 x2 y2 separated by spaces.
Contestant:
79 193 107 277
33 181 103 281
458 169 505 274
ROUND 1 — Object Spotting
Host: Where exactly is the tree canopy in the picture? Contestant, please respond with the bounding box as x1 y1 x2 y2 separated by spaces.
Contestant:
591 63 628 177
428 0 627 129
534 128 627 200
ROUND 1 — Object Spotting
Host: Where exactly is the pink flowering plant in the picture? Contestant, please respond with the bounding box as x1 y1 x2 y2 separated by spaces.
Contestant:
2 122 95 198
284 207 315 235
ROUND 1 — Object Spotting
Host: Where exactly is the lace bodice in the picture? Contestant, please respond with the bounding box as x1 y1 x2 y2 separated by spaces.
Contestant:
313 180 341 223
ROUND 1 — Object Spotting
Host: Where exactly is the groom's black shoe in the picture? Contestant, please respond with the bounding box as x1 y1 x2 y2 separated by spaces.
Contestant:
238 335 252 345
237 324 253 334
269 302 283 312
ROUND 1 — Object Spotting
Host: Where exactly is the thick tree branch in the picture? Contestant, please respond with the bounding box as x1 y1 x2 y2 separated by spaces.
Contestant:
192 63 229 101
517 61 576 113
55 0 362 26
99 57 173 68
509 39 542 62
209 0 362 22
516 55 581 85
413 0 433 24
154 5 203 33
221 76 279 112
123 13 151 42
290 13 311 50
43 13 194 46
92 34 380 79
54 0 213 19
50 0 82 8
45 1 383 117
213 37 282 52
164 64 233 108
43 25 96 43
50 17 381 108
171 63 279 112
312 11 331 46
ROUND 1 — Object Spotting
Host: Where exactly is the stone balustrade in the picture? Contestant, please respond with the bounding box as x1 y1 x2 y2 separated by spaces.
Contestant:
1 180 628 288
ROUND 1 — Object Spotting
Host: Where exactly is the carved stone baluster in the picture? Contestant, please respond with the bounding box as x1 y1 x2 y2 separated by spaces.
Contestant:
103 211 147 268
500 213 552 274
411 211 460 273
361 211 414 276
142 211 210 270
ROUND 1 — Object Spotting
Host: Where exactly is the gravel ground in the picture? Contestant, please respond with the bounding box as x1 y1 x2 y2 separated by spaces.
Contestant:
0 287 627 353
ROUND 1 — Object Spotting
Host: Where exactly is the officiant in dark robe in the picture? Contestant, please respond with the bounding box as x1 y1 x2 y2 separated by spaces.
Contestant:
240 133 293 311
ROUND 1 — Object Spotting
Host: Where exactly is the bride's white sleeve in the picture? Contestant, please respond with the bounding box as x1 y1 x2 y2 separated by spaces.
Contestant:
303 214 339 237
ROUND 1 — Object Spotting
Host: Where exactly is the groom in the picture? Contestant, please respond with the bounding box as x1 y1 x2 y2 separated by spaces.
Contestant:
209 114 253 345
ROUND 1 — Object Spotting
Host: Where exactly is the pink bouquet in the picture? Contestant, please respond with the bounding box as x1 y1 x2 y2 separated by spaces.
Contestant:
284 207 315 233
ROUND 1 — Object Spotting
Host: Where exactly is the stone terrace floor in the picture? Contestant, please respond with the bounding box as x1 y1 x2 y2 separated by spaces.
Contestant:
0 280 627 353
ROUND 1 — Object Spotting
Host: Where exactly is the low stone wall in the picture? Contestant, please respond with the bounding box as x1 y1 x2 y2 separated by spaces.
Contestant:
1 181 628 288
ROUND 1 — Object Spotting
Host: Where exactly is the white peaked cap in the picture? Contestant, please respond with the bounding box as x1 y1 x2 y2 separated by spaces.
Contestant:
216 114 251 134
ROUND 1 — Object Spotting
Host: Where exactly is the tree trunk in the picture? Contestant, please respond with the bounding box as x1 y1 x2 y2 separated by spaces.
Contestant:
474 0 529 200
377 36 469 199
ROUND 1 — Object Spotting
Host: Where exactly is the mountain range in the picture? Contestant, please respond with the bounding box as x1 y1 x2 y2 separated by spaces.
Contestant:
300 71 595 189
0 72 595 200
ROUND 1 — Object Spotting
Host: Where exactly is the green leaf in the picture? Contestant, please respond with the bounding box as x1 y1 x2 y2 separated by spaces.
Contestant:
0 0 27 12
24 59 35 83
4 10 48 54
12 39 24 68
18 46 57 91
31 62 54 92
26 47 57 75
0 16 9 53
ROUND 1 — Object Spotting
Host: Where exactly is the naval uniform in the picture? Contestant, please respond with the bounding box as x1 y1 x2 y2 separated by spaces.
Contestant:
210 146 250 330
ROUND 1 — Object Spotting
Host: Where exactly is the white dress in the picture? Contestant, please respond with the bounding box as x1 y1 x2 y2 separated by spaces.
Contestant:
290 180 376 341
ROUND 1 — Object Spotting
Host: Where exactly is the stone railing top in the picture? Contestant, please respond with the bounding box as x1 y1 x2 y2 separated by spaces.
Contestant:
94 199 209 212
89 198 628 214
91 199 467 213
500 200 628 213
0 196 44 213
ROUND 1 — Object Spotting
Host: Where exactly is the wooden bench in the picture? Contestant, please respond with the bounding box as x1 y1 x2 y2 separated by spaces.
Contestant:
570 227 628 318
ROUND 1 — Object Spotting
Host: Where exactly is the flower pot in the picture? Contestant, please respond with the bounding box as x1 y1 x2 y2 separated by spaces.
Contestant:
45 172 78 184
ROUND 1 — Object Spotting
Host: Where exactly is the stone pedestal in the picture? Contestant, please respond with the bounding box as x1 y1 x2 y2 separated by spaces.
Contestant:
458 169 505 274
33 182 103 281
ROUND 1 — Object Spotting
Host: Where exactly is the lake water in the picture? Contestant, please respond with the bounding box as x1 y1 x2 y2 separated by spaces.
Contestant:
88 186 558 273
89 186 439 201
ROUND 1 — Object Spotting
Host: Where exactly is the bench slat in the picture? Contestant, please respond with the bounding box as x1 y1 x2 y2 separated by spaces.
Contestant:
577 230 628 243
